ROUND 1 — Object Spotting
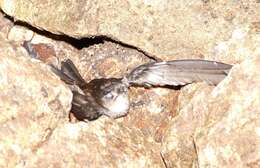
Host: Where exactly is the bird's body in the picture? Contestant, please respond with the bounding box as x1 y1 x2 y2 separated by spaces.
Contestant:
83 78 129 119
51 59 232 121
51 59 129 121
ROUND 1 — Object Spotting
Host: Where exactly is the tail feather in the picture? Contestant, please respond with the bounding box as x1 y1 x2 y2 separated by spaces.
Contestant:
50 59 87 89
60 59 87 88
50 65 75 85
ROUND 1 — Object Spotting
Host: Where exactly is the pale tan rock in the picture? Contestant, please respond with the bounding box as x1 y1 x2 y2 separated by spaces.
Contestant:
161 83 214 168
0 13 169 167
7 25 34 42
0 36 72 167
161 56 260 167
1 3 259 167
209 25 260 64
1 0 259 59
194 56 260 167
123 87 179 143
57 41 151 80
0 11 13 38
23 118 164 168
4 7 173 142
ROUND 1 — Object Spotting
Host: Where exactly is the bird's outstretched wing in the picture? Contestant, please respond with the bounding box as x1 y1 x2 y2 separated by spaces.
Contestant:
127 59 232 86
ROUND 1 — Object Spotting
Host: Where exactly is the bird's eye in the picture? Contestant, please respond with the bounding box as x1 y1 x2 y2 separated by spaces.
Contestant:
104 92 114 99
118 87 124 93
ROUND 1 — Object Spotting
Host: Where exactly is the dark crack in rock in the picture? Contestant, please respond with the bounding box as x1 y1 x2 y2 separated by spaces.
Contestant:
1 0 259 60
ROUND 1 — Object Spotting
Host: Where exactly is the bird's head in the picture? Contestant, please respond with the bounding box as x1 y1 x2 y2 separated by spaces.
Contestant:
89 78 130 118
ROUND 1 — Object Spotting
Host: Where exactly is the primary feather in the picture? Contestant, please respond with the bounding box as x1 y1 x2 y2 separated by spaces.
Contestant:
127 59 232 86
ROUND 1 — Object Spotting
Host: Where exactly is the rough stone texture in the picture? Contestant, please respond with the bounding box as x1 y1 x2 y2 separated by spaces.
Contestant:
0 36 72 167
0 14 169 167
54 41 152 80
161 56 260 168
194 56 260 167
7 24 34 42
22 118 164 168
124 87 179 143
161 83 213 168
1 1 260 167
0 11 13 38
0 0 259 60
209 24 260 64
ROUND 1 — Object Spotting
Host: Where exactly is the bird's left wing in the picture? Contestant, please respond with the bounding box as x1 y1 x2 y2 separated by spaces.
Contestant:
127 59 232 87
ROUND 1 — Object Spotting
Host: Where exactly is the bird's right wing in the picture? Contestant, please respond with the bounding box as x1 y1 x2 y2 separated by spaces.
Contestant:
127 59 232 86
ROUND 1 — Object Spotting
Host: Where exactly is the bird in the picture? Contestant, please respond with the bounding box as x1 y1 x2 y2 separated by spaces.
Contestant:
51 59 232 121
51 59 130 121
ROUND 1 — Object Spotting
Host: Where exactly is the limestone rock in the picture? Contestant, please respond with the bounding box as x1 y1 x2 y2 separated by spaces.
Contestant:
5 13 174 143
0 11 13 38
123 87 179 143
7 25 34 42
0 14 168 167
54 41 151 80
161 83 213 168
194 56 260 167
23 118 164 168
161 56 260 167
1 3 259 167
0 36 72 167
1 0 259 59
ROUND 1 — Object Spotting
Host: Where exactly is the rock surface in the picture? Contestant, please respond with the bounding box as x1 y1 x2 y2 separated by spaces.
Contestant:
125 87 179 143
23 118 164 168
0 36 72 167
161 56 260 168
0 1 259 168
161 83 213 168
1 0 259 59
195 56 260 167
0 13 169 167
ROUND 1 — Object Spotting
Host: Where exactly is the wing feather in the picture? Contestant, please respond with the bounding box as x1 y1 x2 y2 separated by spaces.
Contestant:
127 59 232 86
